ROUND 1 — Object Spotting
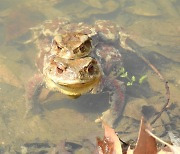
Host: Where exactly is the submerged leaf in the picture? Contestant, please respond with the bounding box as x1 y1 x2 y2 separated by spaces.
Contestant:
0 63 22 88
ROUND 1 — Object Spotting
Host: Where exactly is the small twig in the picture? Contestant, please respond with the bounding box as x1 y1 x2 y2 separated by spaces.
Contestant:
151 81 170 125
146 129 180 153
146 129 173 147
124 38 171 125
137 53 164 81
137 53 170 124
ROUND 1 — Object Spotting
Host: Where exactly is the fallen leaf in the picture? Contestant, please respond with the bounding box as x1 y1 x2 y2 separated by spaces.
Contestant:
96 137 114 154
146 129 180 154
5 7 43 42
96 121 122 154
81 0 103 9
97 117 179 154
127 146 134 154
0 63 22 88
134 117 157 154
103 122 122 154
158 148 173 154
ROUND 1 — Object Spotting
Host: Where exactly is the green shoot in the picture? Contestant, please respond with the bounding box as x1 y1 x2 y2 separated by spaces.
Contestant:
139 75 147 84
119 67 146 86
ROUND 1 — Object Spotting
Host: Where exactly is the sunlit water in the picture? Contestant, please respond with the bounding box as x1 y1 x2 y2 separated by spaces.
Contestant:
0 0 179 153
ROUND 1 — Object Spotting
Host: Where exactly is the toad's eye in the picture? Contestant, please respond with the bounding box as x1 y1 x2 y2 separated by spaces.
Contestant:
79 39 92 53
88 65 94 75
79 45 86 52
84 39 91 48
56 63 67 74
56 67 63 74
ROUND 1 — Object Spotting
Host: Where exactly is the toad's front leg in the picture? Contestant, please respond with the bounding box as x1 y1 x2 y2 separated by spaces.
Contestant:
95 78 125 127
25 74 45 117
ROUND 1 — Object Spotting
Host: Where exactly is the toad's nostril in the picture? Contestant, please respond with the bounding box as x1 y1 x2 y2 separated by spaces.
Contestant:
52 40 61 50
73 48 79 54
53 40 57 46
57 46 62 50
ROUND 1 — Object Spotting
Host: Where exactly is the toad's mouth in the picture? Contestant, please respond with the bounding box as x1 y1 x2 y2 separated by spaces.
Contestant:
45 75 101 96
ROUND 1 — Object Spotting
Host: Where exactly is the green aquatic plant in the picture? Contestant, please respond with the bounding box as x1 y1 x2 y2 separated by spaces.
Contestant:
118 67 147 86
139 75 147 84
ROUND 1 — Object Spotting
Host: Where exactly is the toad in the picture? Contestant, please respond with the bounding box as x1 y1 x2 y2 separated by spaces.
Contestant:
26 18 126 127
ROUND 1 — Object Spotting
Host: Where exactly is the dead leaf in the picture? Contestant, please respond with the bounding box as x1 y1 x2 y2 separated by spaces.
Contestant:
127 146 134 154
0 63 22 88
96 137 114 154
5 7 43 42
96 121 122 154
103 122 122 154
134 117 157 154
81 0 103 9
158 148 173 154
97 117 179 154
146 129 180 154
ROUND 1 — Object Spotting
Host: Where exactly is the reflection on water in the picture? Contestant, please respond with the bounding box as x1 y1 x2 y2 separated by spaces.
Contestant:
0 0 179 153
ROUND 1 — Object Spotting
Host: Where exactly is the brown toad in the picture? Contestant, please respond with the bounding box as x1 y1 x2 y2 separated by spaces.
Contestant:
26 18 126 127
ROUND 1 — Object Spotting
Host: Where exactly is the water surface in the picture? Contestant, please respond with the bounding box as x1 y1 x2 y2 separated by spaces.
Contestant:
0 0 179 153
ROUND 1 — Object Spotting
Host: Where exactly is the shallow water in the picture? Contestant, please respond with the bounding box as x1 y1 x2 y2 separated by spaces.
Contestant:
0 0 179 153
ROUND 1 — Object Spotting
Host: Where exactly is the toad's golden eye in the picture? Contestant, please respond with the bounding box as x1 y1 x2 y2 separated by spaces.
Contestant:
84 39 91 48
79 39 92 53
79 45 86 53
56 62 67 74
88 65 94 75
56 66 63 74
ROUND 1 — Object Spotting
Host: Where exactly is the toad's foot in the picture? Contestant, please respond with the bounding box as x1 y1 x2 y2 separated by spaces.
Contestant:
95 79 125 127
25 74 45 118
95 109 118 127
24 102 44 119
